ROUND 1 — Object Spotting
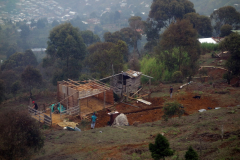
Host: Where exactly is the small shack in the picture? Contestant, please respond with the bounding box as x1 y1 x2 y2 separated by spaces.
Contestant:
100 69 153 100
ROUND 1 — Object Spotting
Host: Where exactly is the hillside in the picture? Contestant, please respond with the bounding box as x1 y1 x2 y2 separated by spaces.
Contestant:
190 0 240 15
34 83 240 160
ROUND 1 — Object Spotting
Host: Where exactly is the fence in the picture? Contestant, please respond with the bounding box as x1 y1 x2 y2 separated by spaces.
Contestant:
59 105 80 120
28 106 52 126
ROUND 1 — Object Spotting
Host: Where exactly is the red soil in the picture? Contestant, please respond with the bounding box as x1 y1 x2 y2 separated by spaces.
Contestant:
94 93 219 128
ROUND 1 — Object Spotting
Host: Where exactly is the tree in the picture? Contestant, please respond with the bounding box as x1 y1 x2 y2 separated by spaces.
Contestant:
0 70 18 94
185 146 198 160
1 50 38 71
0 110 44 160
46 23 86 79
20 24 30 39
37 18 48 29
21 66 42 98
162 101 184 121
11 81 21 100
184 13 212 37
52 20 59 28
128 16 144 52
104 31 122 44
220 24 232 37
149 134 174 160
159 47 190 73
210 6 240 36
172 71 183 83
6 44 17 58
220 33 240 82
70 16 88 31
146 0 195 51
158 19 201 79
114 11 121 22
85 41 127 78
80 30 100 46
149 0 195 29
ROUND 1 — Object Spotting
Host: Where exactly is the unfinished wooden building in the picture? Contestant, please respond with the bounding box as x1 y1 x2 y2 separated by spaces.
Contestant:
57 79 114 118
100 69 153 99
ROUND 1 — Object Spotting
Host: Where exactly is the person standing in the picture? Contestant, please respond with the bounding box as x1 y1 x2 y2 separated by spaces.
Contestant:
32 101 38 115
91 112 97 129
170 86 173 98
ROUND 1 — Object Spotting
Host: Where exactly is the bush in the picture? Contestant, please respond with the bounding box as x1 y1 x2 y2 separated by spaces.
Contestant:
149 134 174 160
0 110 44 160
201 43 219 51
172 71 183 83
162 101 185 121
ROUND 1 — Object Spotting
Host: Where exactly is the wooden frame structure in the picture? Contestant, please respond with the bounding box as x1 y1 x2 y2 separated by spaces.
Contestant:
57 79 114 118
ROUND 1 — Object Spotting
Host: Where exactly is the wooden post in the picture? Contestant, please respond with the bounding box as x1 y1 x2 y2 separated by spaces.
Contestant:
149 78 151 91
121 71 123 97
60 103 62 120
87 97 89 108
78 98 81 119
50 109 52 126
67 86 69 109
126 87 128 102
149 78 151 99
104 91 106 110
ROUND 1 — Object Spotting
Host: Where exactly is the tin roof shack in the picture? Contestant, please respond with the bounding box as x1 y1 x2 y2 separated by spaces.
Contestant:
104 70 153 100
57 79 114 118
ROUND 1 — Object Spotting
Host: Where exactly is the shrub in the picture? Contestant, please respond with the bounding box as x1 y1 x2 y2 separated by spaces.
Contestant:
162 101 184 121
172 71 183 83
201 43 219 52
0 110 44 160
149 134 174 160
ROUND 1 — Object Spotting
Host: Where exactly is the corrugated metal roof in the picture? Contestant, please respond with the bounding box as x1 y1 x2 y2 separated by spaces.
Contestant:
124 70 142 78
198 38 217 44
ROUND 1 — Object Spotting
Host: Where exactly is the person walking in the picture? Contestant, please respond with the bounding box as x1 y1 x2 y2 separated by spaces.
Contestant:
91 112 97 129
170 86 173 98
32 101 38 115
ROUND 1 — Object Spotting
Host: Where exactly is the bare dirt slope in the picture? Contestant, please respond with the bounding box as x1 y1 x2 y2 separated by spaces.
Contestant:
33 80 240 160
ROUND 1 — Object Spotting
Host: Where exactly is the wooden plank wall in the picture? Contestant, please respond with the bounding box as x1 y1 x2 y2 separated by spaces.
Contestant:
126 76 141 93
112 75 122 97
111 75 141 96
57 83 78 108
93 89 114 105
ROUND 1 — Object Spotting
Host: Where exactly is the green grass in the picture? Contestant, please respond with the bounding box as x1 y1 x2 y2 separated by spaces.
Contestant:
32 105 240 160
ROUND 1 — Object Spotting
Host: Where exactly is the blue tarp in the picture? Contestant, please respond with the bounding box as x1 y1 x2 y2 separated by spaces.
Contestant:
58 104 66 112
49 104 66 113
50 104 55 112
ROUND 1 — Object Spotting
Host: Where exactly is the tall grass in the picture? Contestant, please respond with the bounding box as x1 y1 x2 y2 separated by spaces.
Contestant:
201 43 219 51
